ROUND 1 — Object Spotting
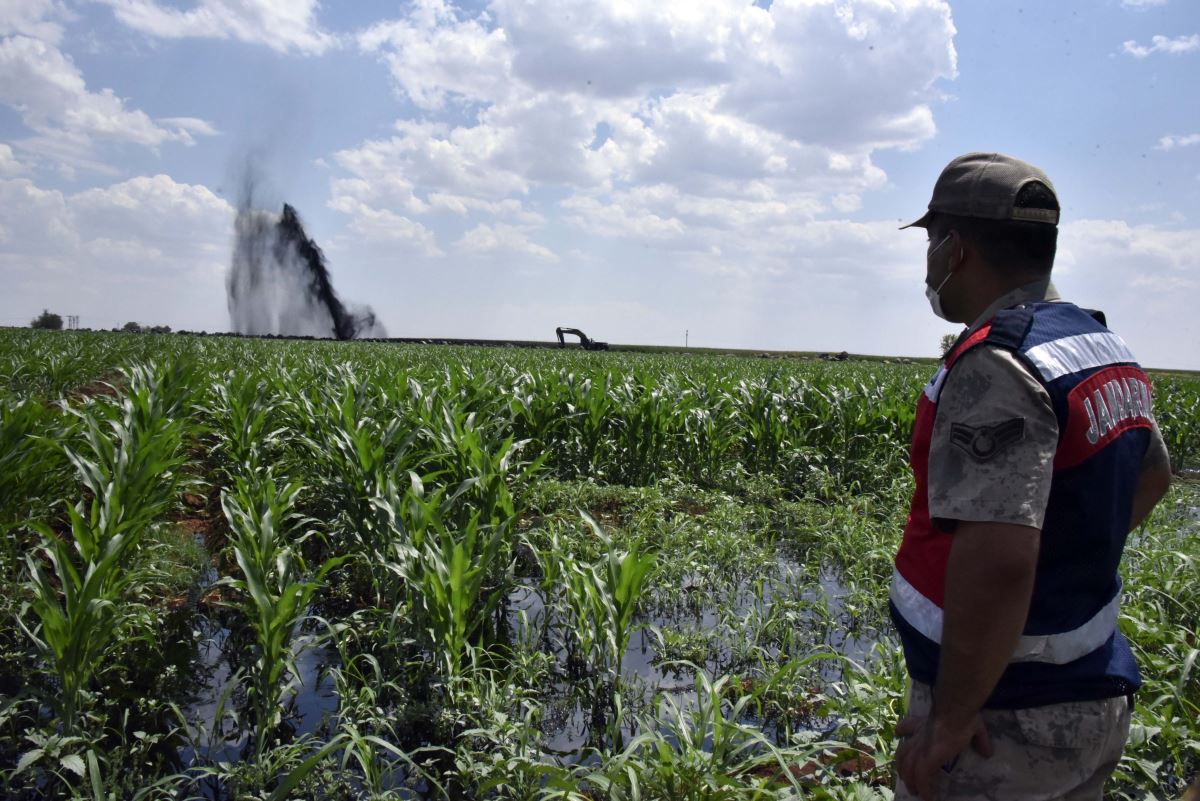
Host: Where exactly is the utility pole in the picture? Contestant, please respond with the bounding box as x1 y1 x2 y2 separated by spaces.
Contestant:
67 315 79 330
685 329 688 349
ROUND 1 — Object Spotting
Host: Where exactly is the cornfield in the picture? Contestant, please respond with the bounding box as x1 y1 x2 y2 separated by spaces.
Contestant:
1 329 1197 800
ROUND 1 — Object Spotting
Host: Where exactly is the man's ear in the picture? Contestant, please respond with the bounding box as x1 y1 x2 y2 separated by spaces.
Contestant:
947 229 964 269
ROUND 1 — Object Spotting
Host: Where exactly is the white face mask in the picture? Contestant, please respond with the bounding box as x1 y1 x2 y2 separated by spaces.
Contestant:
924 234 954 321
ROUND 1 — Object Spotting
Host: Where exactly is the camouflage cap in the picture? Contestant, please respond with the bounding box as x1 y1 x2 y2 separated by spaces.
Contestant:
901 152 1060 229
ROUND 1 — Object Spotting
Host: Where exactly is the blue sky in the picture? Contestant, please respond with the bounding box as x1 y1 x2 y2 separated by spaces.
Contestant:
1 0 1198 367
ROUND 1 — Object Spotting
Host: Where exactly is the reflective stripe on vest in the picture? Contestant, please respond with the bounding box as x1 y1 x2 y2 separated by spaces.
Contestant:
1024 331 1137 381
923 364 948 403
890 305 1149 672
890 567 1122 665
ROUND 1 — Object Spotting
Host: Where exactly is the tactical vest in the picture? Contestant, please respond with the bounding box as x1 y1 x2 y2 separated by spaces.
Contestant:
891 301 1151 708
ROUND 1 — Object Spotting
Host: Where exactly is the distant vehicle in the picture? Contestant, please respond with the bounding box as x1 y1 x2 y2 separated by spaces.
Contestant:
556 327 609 351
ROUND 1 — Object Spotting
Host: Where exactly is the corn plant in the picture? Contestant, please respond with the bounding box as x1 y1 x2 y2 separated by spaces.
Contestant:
562 371 617 479
608 377 675 486
60 364 191 544
505 369 572 468
732 377 791 474
396 507 509 687
583 666 810 799
1115 506 1200 794
204 370 288 477
538 514 656 689
676 379 739 486
220 473 346 759
412 379 542 528
0 397 69 567
23 510 143 733
298 369 422 563
22 361 190 733
1152 376 1200 474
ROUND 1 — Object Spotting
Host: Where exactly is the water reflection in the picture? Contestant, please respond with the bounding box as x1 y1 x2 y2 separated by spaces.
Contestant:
176 549 891 783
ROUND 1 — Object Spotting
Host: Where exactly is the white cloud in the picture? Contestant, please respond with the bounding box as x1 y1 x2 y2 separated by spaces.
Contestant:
454 222 558 262
0 34 167 145
157 117 221 137
489 0 748 98
1122 33 1199 57
0 173 235 329
1057 219 1198 287
0 0 70 44
10 133 123 179
340 0 955 258
358 0 512 110
0 33 218 170
562 185 915 281
81 236 163 265
70 174 233 246
0 176 77 253
1056 219 1200 367
327 194 443 257
427 194 544 225
329 175 428 217
0 143 23 176
832 193 862 213
763 218 923 282
561 193 687 243
96 0 337 54
330 99 624 214
1121 0 1168 8
600 90 893 200
333 120 531 205
0 1 215 171
1156 133 1200 150
720 0 954 149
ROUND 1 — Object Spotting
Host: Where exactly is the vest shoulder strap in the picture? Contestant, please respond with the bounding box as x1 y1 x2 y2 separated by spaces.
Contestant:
943 304 1037 376
985 305 1036 350
944 324 992 369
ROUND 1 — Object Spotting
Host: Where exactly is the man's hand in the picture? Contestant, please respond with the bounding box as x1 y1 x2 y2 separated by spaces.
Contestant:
896 711 993 800
895 520 1037 799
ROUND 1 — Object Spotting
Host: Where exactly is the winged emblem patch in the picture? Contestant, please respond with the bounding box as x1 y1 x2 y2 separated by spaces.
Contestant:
950 418 1026 462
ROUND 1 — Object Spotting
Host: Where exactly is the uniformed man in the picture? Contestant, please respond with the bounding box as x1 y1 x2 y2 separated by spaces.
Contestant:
890 152 1173 801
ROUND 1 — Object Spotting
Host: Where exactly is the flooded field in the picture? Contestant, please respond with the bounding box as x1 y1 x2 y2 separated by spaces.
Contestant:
1 330 1197 799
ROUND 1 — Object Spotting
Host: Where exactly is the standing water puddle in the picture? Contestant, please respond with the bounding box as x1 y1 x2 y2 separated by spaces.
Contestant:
504 555 890 756
175 548 893 780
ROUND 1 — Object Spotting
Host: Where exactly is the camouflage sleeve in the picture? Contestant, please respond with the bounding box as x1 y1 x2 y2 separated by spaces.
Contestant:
928 345 1059 529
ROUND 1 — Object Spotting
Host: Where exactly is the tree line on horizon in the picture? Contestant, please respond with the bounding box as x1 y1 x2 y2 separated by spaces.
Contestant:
29 310 170 334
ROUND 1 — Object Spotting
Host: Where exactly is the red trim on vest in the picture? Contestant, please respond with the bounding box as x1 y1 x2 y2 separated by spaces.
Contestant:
1055 365 1154 470
946 324 993 370
897 393 951 604
894 322 994 608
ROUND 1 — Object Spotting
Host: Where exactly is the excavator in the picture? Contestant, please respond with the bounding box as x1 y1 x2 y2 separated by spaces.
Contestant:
555 327 609 351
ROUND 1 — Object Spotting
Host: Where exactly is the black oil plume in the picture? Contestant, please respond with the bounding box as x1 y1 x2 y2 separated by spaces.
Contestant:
228 202 385 339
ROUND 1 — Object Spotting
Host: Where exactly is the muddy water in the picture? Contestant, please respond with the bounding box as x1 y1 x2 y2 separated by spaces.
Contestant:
179 551 339 772
180 620 337 764
180 554 883 768
503 558 883 755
